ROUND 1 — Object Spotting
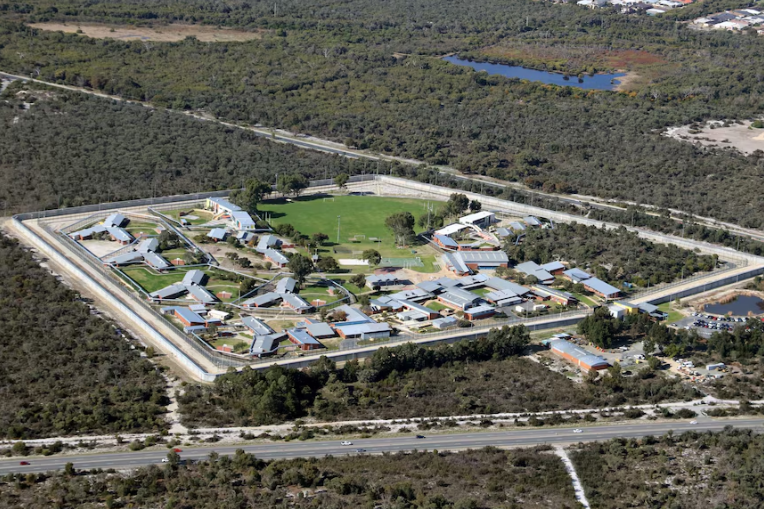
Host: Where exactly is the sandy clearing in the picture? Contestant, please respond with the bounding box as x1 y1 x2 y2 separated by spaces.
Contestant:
29 22 265 43
665 119 764 155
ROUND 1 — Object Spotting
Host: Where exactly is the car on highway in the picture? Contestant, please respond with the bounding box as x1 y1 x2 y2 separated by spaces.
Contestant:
355 448 366 453
573 429 583 433
416 435 426 439
161 458 170 463
173 448 182 453
690 420 697 425
340 441 352 446
19 461 29 466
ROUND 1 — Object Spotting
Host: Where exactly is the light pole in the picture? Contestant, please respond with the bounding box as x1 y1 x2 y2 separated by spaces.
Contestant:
337 215 341 244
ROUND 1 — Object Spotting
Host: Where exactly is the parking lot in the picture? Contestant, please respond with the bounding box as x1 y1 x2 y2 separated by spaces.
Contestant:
673 313 748 338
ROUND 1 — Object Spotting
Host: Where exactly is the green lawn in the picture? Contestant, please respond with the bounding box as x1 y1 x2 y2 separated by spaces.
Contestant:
300 284 343 304
426 301 449 312
658 302 684 324
258 195 436 259
470 287 493 298
120 266 245 300
573 292 598 307
161 208 214 225
210 338 250 354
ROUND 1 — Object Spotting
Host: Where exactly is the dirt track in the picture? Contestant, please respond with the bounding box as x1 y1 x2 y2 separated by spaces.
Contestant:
29 22 264 43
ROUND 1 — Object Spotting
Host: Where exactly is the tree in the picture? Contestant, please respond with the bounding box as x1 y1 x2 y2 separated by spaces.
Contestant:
577 306 621 349
443 193 470 218
316 256 340 272
334 173 349 190
232 178 271 212
277 174 309 197
385 212 416 246
288 254 314 286
362 249 382 265
469 199 482 212
350 273 366 288
312 232 329 245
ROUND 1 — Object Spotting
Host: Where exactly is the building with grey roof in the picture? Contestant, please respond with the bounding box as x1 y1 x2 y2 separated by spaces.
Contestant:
250 333 284 357
433 234 459 250
366 274 402 289
276 277 297 294
242 316 273 336
583 277 621 299
532 285 576 305
144 252 171 270
334 321 391 339
306 321 336 339
231 210 256 230
508 221 526 231
438 288 482 310
432 316 458 329
455 251 509 271
434 277 461 289
442 252 471 275
515 261 555 284
541 261 566 274
456 273 490 288
182 270 206 286
547 338 609 372
485 277 529 296
150 283 188 300
137 237 159 253
105 227 133 244
495 227 511 238
485 289 520 304
416 280 444 294
256 235 280 253
563 268 592 283
187 285 218 304
388 288 433 302
207 228 228 242
236 231 255 243
332 304 372 324
104 213 128 228
523 216 542 227
264 249 289 267
465 305 496 320
286 328 323 350
106 252 144 266
207 197 242 214
242 292 282 308
282 293 312 313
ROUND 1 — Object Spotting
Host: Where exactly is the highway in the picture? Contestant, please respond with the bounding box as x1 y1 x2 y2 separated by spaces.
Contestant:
2 418 762 475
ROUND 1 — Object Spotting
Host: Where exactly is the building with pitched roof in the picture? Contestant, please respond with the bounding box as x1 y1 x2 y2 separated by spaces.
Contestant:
546 338 609 372
459 211 496 228
563 268 592 284
515 261 555 284
264 249 289 268
464 305 496 320
583 278 621 299
231 210 256 230
286 328 323 350
438 288 482 310
276 277 297 294
207 228 228 242
206 197 242 215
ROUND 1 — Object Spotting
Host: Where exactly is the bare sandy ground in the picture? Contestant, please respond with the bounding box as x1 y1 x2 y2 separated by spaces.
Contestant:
665 119 764 155
29 22 264 43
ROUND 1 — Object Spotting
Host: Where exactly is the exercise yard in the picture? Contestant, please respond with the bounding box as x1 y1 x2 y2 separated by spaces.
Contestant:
258 195 441 269
119 266 246 302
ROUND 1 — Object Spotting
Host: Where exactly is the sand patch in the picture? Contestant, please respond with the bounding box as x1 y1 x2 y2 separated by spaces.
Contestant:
664 119 764 155
29 22 265 43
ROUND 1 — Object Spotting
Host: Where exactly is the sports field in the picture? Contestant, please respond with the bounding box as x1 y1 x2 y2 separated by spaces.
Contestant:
258 195 440 267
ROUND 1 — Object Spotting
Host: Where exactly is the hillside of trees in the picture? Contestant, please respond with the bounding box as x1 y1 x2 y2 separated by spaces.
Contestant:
0 83 377 214
0 447 578 508
178 325 698 427
0 234 168 439
571 428 764 509
1 4 764 225
505 222 717 287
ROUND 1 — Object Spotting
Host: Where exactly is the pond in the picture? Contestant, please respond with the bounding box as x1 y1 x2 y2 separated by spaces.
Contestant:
443 56 625 91
704 294 764 316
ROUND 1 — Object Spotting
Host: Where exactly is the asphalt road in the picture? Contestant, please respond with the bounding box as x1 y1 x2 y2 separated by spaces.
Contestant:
2 418 762 475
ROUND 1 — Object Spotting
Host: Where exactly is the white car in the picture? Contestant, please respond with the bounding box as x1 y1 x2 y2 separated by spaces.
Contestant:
161 458 170 463
573 429 583 433
340 441 353 446
690 421 697 425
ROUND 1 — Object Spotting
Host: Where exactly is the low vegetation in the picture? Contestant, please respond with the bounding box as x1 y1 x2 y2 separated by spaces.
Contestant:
0 447 578 508
0 235 168 439
571 429 764 509
505 222 717 288
178 325 697 427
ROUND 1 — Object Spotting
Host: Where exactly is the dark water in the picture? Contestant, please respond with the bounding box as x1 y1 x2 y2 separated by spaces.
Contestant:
704 295 764 316
443 56 626 91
